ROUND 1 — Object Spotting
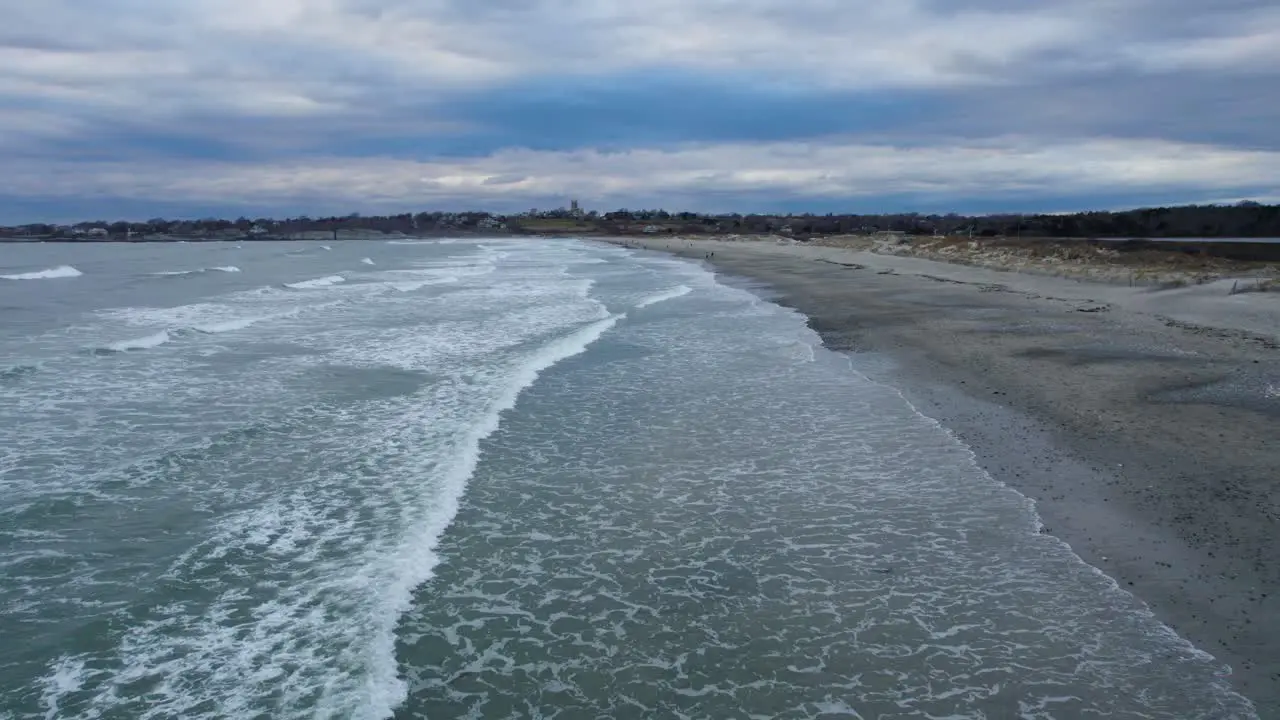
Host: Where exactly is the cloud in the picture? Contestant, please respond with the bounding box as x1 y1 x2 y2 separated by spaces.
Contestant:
0 0 1277 220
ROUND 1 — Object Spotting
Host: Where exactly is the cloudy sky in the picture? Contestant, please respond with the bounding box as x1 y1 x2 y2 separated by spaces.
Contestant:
2 0 1278 221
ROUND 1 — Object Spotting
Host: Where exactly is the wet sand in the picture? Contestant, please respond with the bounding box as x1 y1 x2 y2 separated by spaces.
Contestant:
603 236 1280 714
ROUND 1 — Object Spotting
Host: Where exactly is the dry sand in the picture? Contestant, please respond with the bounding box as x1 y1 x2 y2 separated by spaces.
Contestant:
829 234 1280 290
602 235 1280 714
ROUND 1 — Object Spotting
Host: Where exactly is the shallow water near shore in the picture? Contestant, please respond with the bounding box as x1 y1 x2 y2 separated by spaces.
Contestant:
0 238 1257 718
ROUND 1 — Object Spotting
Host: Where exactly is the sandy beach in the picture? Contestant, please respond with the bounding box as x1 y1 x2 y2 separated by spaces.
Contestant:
604 235 1280 714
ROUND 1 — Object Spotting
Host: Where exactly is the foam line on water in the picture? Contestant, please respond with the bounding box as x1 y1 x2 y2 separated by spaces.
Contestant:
388 279 454 293
190 311 295 334
361 258 376 266
680 250 1255 712
635 285 692 308
151 266 241 277
86 312 288 355
285 275 345 289
389 263 493 276
836 350 1252 686
40 655 88 719
101 304 302 338
18 248 615 717
104 331 171 352
1 265 82 280
362 312 624 718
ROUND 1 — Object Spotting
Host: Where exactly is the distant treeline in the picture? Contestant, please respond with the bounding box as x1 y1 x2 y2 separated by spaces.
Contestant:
682 202 1280 238
3 202 1278 240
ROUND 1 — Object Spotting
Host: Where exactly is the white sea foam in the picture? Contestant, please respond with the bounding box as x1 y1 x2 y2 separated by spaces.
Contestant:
65 316 619 717
1 265 82 280
103 300 303 339
190 314 283 334
152 266 241 277
107 303 265 327
388 282 430 293
105 331 171 352
389 261 492 274
635 285 692 308
361 258 376 266
360 312 623 717
387 277 457 293
285 275 345 289
321 245 332 250
17 243 623 719
1 238 1260 719
40 655 88 720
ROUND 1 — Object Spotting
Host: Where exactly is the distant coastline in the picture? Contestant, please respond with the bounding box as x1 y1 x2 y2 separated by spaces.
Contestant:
4 233 1280 245
5 203 1278 293
4 201 1280 244
7 227 1277 292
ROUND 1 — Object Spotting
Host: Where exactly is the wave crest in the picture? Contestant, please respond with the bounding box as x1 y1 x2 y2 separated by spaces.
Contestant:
285 276 345 290
96 331 172 354
636 285 692 308
1 265 82 280
152 266 241 277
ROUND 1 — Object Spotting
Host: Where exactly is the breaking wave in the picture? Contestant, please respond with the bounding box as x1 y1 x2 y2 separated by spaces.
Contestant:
97 331 172 354
635 285 692 308
188 314 286 334
285 276 345 290
152 266 241 277
87 314 282 354
1 266 82 280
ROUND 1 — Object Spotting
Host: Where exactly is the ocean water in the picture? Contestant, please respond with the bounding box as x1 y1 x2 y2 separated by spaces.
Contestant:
0 238 1256 719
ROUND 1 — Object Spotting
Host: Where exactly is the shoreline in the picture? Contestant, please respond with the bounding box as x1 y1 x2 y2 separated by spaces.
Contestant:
603 235 1280 714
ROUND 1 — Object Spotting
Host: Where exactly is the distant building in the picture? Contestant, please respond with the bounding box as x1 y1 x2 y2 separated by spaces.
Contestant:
87 228 108 237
